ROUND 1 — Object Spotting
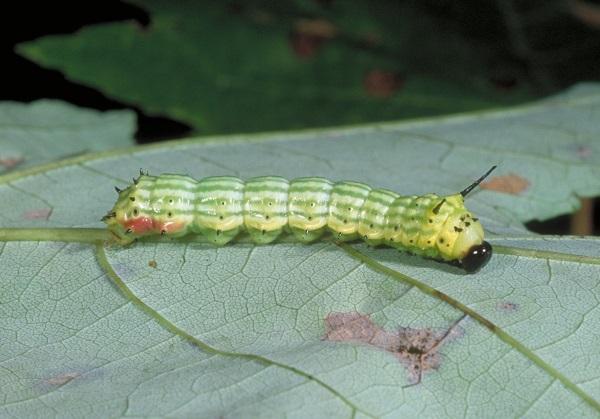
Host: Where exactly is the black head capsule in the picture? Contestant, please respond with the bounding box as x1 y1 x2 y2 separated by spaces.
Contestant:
460 241 492 273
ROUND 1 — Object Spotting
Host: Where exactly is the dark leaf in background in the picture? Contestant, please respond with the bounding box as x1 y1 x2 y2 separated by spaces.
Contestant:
16 0 535 135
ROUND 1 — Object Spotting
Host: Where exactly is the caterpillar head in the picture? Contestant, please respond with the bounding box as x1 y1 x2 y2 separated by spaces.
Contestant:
102 181 153 244
435 195 491 272
433 166 496 273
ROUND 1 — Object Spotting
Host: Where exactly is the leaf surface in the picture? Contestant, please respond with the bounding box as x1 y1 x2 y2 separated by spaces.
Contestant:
0 100 135 174
1 87 600 417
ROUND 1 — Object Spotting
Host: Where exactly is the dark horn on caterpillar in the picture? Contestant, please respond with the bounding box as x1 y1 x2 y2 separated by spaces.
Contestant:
432 198 446 214
460 165 497 198
133 168 149 185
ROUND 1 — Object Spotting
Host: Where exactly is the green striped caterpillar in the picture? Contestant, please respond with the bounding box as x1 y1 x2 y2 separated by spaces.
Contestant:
102 167 495 273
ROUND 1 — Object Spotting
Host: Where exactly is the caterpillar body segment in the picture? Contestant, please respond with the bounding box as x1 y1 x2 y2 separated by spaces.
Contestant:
243 176 289 244
104 170 494 273
287 177 332 243
194 176 245 245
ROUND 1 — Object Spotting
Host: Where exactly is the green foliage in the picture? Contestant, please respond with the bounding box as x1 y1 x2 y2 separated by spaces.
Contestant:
1 86 600 417
17 1 532 135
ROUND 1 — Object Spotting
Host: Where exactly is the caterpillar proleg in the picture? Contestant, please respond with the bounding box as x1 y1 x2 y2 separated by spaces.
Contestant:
103 167 496 273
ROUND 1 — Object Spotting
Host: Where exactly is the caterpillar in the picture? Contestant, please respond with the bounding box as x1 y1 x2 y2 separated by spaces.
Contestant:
102 167 495 273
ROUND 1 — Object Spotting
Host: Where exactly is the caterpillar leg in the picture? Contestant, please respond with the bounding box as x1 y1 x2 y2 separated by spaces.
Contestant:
196 226 241 246
289 226 326 243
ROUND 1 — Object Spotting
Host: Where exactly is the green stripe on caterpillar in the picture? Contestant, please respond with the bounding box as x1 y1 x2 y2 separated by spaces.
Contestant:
103 167 496 273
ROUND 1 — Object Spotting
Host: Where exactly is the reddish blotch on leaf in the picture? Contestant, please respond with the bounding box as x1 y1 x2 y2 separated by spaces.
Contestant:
480 173 530 195
323 312 463 385
22 208 52 220
0 156 25 170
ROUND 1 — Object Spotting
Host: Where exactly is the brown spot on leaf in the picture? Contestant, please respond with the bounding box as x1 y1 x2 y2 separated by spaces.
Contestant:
323 312 464 385
290 19 338 58
0 156 24 170
289 31 326 58
148 260 157 268
22 208 52 220
289 19 336 59
294 18 338 39
363 70 404 98
497 301 519 313
480 173 530 195
37 367 104 393
44 371 80 386
576 145 592 159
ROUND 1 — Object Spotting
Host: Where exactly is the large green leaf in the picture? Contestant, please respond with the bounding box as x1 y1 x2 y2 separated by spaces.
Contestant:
16 0 531 134
1 86 600 417
0 100 135 174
